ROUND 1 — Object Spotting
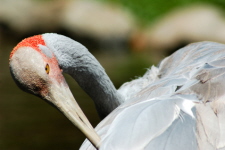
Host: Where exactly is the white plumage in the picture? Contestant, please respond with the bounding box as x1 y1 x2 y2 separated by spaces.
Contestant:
10 33 225 149
81 42 225 150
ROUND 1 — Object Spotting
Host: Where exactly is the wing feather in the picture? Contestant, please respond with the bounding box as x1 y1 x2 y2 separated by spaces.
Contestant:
145 110 197 150
80 42 225 150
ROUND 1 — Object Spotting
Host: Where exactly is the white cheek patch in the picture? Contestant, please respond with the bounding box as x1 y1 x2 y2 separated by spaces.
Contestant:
11 47 47 78
38 44 53 58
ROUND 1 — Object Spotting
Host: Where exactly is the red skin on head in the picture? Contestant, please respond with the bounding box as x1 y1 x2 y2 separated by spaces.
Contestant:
10 35 45 59
10 35 64 84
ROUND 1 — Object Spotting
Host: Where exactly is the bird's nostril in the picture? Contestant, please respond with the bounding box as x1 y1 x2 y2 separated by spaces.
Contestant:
77 112 85 124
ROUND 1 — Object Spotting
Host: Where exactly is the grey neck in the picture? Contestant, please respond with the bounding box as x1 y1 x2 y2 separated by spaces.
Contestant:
43 33 123 119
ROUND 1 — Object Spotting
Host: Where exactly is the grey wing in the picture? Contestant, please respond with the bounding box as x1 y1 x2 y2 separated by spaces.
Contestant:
118 42 225 101
81 56 225 150
158 41 225 78
175 58 225 150
81 97 197 150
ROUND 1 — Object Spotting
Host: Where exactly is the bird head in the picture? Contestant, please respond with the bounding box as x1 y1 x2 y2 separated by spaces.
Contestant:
9 35 64 99
9 34 100 148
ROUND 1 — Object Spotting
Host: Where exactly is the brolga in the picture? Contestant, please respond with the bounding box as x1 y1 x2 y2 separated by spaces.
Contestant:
10 33 124 120
9 34 101 148
10 33 225 149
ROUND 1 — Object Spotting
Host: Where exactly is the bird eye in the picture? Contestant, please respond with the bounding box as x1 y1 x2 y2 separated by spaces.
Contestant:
45 64 50 74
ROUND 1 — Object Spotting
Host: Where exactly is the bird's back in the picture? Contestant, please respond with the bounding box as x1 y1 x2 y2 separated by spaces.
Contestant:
81 42 225 150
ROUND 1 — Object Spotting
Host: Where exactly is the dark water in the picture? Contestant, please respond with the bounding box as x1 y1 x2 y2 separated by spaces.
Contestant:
0 37 154 149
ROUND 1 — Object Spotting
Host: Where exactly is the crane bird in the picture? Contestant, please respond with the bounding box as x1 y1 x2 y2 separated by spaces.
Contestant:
10 33 124 119
9 33 225 149
9 34 101 148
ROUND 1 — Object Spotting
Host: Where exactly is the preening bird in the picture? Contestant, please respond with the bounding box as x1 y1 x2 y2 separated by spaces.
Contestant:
81 42 225 150
9 34 101 148
10 33 225 150
10 33 124 120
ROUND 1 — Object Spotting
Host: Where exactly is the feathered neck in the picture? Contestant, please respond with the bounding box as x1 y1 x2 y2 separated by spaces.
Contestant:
42 33 124 119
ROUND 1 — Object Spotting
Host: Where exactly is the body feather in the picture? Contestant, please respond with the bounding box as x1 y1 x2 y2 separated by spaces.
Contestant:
81 42 225 149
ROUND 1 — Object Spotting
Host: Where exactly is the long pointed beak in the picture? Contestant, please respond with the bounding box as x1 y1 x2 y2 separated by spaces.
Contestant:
48 81 101 149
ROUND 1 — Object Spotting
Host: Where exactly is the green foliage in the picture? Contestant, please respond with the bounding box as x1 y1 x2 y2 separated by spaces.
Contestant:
100 0 225 25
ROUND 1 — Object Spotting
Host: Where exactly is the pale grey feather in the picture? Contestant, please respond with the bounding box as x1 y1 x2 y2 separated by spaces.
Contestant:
81 42 225 150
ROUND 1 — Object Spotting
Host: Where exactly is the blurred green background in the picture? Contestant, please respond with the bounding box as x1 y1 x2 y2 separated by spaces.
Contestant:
1 0 225 149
